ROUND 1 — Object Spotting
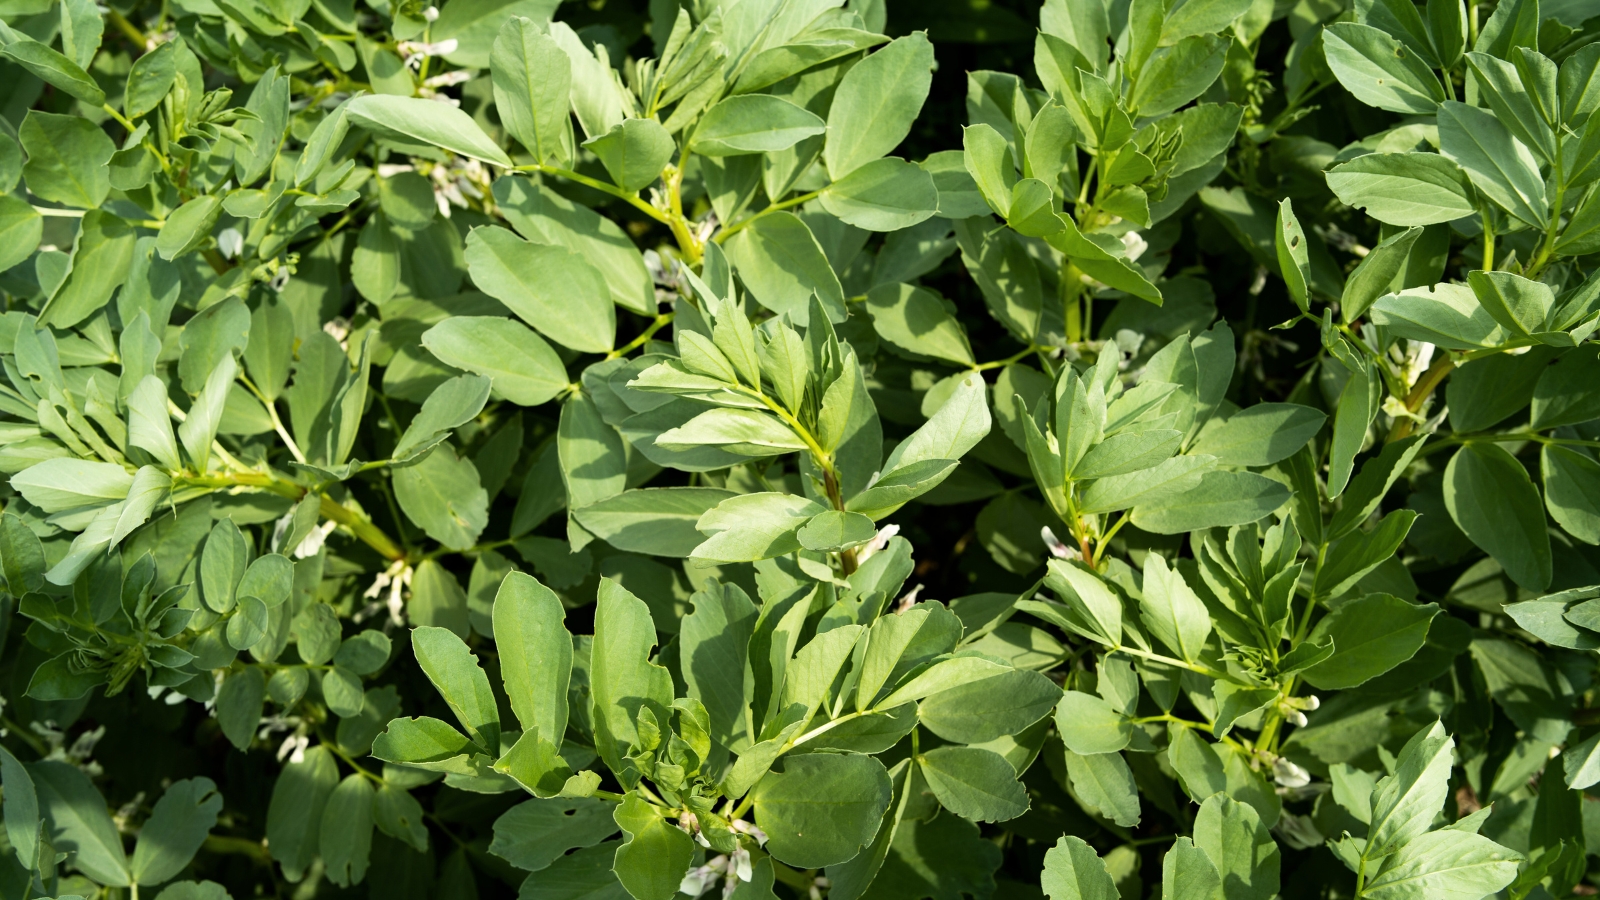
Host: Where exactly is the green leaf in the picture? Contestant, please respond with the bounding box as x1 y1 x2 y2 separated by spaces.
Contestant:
1128 34 1231 118
1130 470 1290 534
346 95 513 167
691 491 827 563
39 210 138 330
215 667 265 751
421 316 568 407
1438 100 1548 227
320 774 374 887
612 794 694 900
1044 216 1163 306
1061 748 1140 827
1325 152 1476 226
494 176 656 315
1467 269 1557 336
0 195 42 274
1368 720 1454 856
752 753 893 868
131 778 223 885
1159 0 1254 42
1193 794 1279 900
1544 445 1600 543
0 36 105 105
1139 553 1212 662
234 67 290 187
492 571 572 743
690 95 826 155
865 282 974 366
1444 443 1552 590
1370 283 1507 350
1341 226 1424 322
962 123 1016 217
393 442 489 551
824 33 934 178
1322 23 1445 113
1467 50 1557 164
372 717 479 773
1362 830 1520 899
123 40 177 119
918 746 1029 823
737 29 886 94
1303 594 1440 689
394 374 492 461
1190 402 1324 467
1531 349 1600 429
1162 838 1222 900
1167 728 1281 826
0 745 39 870
1054 690 1132 754
157 195 223 261
722 212 847 326
1043 560 1124 647
656 407 807 456
1274 199 1310 312
412 624 502 752
464 226 615 353
177 295 251 395
1313 510 1419 599
1041 835 1119 900
489 798 618 872
243 295 294 403
590 578 675 774
266 746 339 878
584 118 674 193
517 840 630 899
574 489 733 558
918 665 1060 744
492 17 571 164
128 374 182 472
178 355 237 473
29 760 129 886
796 509 877 551
820 157 940 231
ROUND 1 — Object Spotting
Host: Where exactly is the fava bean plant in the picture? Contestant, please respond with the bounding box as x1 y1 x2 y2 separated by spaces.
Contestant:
1 0 1599 896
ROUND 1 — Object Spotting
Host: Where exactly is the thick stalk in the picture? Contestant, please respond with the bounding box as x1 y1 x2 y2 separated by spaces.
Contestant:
183 471 405 561
1386 356 1454 442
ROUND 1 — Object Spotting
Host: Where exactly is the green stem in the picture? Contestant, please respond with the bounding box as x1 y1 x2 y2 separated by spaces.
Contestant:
1386 356 1455 443
1109 644 1229 680
1417 430 1600 458
181 470 406 561
513 165 668 225
1481 209 1495 271
108 9 148 50
202 835 273 865
239 373 307 464
972 344 1043 372
715 190 821 243
1130 713 1214 733
608 312 676 359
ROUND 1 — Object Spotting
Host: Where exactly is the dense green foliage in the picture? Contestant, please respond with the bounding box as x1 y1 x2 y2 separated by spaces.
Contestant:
2 0 1600 897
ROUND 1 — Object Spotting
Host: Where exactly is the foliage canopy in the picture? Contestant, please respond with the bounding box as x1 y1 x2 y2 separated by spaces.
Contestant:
2 0 1600 897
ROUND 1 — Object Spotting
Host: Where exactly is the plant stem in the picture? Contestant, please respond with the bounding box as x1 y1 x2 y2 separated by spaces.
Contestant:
1109 644 1229 680
972 344 1044 372
239 373 307 464
608 312 676 359
1385 356 1454 442
1481 210 1494 271
182 470 405 561
715 190 822 243
514 165 668 225
108 9 148 50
